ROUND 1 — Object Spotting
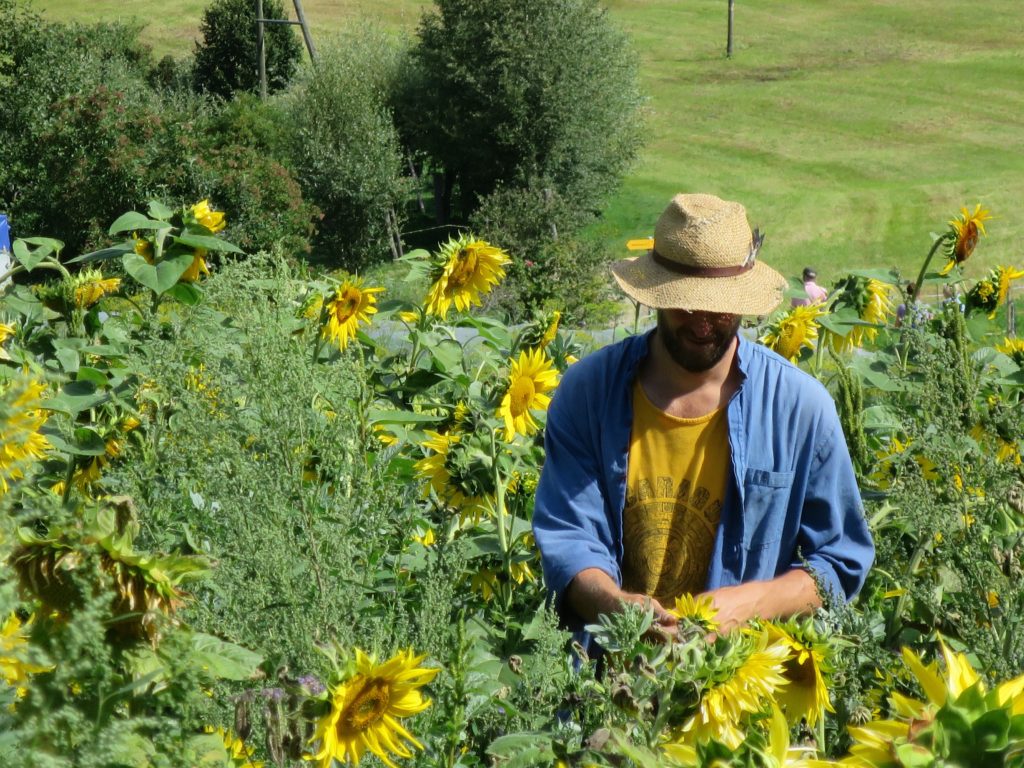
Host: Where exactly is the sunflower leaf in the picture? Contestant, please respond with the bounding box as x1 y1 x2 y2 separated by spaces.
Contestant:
190 632 263 680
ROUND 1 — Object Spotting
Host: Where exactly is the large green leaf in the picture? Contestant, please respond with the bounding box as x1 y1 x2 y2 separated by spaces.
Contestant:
190 632 263 681
67 241 135 265
46 380 109 415
12 237 62 271
108 211 168 235
175 230 243 254
147 200 174 220
165 282 203 306
123 252 196 294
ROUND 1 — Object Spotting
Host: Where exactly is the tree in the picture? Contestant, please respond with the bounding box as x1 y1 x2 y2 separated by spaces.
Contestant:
193 0 301 98
397 0 644 224
286 29 408 270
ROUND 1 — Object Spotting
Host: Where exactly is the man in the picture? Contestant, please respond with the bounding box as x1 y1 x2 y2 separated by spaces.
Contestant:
532 193 874 637
791 267 828 307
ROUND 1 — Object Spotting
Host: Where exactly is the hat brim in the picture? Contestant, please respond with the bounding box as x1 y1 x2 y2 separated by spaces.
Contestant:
610 251 787 315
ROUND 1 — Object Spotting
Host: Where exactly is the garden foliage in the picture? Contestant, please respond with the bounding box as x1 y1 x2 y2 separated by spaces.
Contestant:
285 28 409 270
2 200 1023 767
397 0 644 225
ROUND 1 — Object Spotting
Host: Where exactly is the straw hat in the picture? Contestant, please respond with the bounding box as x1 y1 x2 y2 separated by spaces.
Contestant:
611 193 786 315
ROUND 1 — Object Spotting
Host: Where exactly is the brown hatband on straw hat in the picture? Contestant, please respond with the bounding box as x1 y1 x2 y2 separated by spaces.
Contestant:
611 193 787 316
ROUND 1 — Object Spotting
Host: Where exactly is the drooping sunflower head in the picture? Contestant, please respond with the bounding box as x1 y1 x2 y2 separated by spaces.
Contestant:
320 277 385 351
940 204 992 273
0 322 14 346
424 234 510 318
204 726 264 768
414 430 493 524
1 613 52 687
669 593 720 634
188 199 227 233
1 375 51 496
828 276 895 351
676 630 790 750
763 619 834 727
759 303 825 362
71 268 122 309
307 648 438 768
996 337 1024 368
498 348 559 442
965 265 1023 319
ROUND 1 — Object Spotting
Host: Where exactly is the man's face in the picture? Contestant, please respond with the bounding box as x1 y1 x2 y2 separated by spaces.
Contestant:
656 309 742 373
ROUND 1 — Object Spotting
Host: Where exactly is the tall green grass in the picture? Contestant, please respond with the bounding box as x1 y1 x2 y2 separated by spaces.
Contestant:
37 0 1024 289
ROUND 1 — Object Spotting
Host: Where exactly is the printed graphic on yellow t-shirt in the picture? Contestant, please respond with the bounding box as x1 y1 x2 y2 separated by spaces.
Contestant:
621 380 729 604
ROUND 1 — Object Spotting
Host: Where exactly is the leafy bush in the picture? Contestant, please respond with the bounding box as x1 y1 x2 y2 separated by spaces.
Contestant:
193 0 302 98
286 29 408 270
470 183 618 324
0 3 315 257
397 0 644 223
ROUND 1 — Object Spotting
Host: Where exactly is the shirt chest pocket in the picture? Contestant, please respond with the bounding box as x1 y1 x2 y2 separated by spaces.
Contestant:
741 468 795 550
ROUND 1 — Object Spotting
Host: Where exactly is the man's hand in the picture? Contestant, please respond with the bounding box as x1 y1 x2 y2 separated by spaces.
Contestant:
699 568 821 635
566 568 678 637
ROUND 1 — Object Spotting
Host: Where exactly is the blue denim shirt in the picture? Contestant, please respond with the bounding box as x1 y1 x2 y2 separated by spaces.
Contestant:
532 331 874 627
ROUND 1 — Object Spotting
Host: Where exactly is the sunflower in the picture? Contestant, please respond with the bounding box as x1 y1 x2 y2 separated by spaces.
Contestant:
1 614 52 687
307 648 438 768
189 199 227 233
764 619 834 727
72 269 122 308
828 276 894 351
763 705 836 767
205 726 264 768
677 632 790 749
413 431 489 523
134 236 154 263
939 204 992 275
321 277 385 351
669 593 720 634
1 376 51 496
498 348 559 441
424 234 510 318
841 637 1024 766
869 435 939 489
180 248 211 283
540 311 562 348
759 303 826 362
996 337 1024 368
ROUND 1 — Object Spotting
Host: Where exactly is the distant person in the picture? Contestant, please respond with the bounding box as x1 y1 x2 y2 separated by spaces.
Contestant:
791 267 828 307
941 284 964 313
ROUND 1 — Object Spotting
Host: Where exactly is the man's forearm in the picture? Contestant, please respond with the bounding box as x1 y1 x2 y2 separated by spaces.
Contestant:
566 568 677 626
701 568 821 633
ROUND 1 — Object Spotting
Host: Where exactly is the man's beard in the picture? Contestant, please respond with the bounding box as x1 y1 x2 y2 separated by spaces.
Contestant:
657 311 741 373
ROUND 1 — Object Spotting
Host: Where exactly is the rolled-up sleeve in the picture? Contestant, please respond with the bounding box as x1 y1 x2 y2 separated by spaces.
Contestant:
793 418 875 603
532 369 620 621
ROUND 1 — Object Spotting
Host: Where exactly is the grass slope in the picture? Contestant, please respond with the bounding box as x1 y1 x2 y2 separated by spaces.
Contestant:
34 0 1024 294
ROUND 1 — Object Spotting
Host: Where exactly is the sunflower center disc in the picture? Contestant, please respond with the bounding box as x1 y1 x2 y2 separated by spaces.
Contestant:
343 678 391 731
510 378 536 416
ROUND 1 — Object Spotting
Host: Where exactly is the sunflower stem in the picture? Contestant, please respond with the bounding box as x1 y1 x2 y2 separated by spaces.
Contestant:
490 429 512 613
910 234 951 305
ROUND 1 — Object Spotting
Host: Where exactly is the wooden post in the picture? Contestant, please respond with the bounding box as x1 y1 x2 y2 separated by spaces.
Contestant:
293 0 318 62
257 0 267 100
727 0 735 58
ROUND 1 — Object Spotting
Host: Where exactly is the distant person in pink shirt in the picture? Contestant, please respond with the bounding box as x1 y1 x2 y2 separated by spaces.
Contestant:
792 267 828 307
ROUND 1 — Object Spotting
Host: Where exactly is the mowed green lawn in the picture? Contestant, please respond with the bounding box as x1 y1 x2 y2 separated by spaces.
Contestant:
34 0 1024 291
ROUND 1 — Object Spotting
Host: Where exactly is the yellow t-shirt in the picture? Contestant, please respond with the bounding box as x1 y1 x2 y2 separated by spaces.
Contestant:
621 380 729 604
